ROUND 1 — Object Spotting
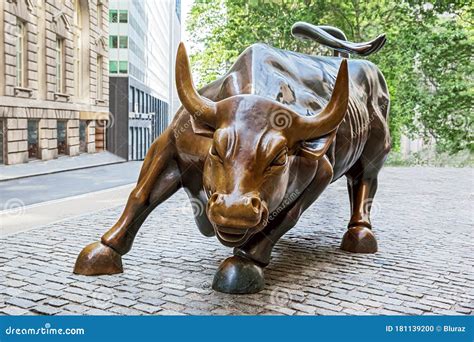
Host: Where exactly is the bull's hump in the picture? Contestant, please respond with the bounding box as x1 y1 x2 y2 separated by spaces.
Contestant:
246 44 346 116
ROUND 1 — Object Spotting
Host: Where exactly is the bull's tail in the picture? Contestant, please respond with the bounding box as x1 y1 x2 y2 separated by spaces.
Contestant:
291 22 386 58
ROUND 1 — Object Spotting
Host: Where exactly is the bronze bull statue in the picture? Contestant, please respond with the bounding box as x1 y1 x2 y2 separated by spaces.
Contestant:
74 23 391 294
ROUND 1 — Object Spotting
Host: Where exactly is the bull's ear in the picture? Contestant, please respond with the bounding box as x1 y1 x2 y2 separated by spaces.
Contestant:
298 130 336 160
191 116 215 138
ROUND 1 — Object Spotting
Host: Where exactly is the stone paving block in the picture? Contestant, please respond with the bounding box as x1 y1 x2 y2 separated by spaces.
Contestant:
84 308 113 316
5 297 36 309
133 303 162 314
108 306 144 315
61 304 91 314
404 302 432 312
110 297 136 308
16 292 48 302
46 299 69 307
61 293 87 303
162 295 189 306
338 301 367 312
382 304 424 315
418 299 451 310
157 310 186 316
30 305 62 315
0 306 30 315
138 297 166 307
358 299 382 309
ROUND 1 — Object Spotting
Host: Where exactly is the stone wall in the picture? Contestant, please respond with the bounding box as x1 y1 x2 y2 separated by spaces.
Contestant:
66 118 79 156
86 120 96 153
5 117 28 164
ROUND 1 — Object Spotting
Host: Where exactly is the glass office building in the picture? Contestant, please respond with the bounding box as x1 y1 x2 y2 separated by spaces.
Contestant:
108 0 181 160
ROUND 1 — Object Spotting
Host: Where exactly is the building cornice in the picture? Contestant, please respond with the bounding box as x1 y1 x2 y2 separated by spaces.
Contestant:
0 96 109 114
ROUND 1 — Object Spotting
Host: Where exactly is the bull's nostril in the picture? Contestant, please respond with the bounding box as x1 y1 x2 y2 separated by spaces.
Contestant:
209 193 219 205
250 197 261 212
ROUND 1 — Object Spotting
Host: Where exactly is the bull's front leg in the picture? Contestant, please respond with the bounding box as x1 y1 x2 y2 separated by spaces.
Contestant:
212 157 334 294
73 129 181 275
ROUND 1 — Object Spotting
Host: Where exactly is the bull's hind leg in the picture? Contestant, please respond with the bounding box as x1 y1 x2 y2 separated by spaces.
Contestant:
341 137 389 253
74 129 181 275
340 173 379 253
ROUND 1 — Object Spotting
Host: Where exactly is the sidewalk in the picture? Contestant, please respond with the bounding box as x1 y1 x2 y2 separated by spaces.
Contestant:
0 184 134 236
0 151 126 181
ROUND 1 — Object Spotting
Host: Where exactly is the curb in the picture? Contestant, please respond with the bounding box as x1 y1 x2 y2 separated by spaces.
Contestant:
0 159 128 182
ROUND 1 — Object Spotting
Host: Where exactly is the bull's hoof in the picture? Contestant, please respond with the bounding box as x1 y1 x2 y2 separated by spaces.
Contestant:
341 226 378 253
212 256 265 294
73 242 123 275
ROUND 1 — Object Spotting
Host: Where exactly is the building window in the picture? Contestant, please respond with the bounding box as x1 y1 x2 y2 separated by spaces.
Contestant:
128 127 135 160
109 61 117 73
109 10 118 23
57 120 67 155
130 86 135 111
73 0 82 97
119 61 128 74
119 36 128 48
79 120 87 152
136 88 140 112
16 19 26 87
97 55 103 99
27 120 39 159
109 35 118 48
97 2 103 29
119 10 128 23
56 38 65 93
139 127 143 159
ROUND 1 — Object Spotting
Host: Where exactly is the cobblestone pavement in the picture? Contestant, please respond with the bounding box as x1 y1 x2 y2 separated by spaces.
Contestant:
1 167 473 316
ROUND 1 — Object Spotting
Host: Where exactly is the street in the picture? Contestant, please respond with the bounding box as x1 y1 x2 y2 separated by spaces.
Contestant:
0 161 142 207
0 166 473 315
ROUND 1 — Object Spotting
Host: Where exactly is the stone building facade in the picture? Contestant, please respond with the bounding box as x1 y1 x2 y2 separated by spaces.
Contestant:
0 0 109 165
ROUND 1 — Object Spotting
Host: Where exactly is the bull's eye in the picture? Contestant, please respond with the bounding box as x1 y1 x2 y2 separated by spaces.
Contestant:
271 149 288 167
209 144 223 162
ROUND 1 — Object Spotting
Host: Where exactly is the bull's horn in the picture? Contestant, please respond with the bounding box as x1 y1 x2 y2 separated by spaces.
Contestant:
175 42 216 126
291 59 349 142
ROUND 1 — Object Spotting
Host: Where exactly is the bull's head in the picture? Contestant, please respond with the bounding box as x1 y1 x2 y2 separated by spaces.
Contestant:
176 43 349 247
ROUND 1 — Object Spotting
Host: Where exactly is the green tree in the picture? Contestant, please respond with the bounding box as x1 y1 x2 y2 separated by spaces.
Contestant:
187 0 473 153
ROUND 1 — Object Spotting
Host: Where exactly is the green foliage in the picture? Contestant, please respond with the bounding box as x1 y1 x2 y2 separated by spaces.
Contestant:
187 0 473 154
386 149 474 168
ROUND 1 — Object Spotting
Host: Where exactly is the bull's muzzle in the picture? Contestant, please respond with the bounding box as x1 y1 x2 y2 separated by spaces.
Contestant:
207 193 269 247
